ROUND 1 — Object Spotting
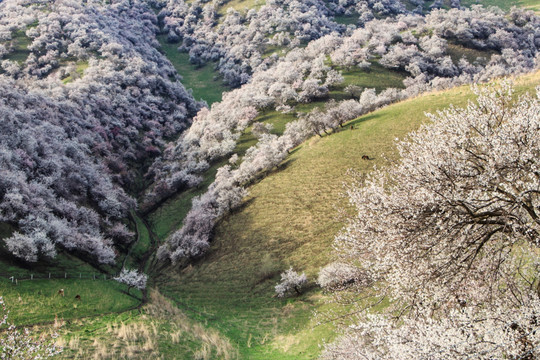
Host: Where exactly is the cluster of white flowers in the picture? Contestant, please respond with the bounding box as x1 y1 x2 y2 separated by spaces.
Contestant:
0 297 62 359
275 268 307 298
114 268 148 293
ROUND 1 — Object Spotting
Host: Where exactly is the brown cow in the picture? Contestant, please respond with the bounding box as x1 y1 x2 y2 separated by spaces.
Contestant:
362 155 370 160
75 294 81 301
58 289 64 297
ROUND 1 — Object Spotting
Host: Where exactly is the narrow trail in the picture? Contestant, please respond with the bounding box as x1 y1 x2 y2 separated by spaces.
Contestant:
135 212 160 275
121 211 140 270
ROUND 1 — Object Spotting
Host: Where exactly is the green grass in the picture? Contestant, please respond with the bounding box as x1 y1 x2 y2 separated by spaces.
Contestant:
57 291 237 359
148 161 227 242
329 62 407 101
152 70 540 359
333 14 359 25
217 0 264 16
62 61 89 84
131 214 152 260
261 44 287 59
521 0 540 12
4 29 31 64
0 245 109 279
0 278 141 326
157 35 227 105
158 271 335 359
461 0 540 12
446 43 496 64
122 213 153 270
147 98 333 242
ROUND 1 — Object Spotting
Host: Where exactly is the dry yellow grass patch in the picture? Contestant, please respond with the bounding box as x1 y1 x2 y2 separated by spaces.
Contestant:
59 290 238 360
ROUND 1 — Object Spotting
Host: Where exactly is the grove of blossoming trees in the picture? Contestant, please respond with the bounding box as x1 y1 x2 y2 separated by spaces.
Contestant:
0 0 201 263
155 0 412 87
0 0 538 278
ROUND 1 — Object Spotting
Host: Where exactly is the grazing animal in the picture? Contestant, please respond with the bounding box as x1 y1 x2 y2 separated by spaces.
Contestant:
362 155 370 160
350 125 354 130
75 294 81 301
58 289 64 297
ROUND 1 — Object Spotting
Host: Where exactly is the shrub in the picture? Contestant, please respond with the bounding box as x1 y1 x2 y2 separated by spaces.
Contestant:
275 268 307 298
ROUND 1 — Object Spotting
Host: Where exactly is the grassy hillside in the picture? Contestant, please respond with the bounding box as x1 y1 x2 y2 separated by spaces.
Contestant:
154 70 540 358
0 278 141 326
56 291 237 359
461 0 540 12
148 62 408 240
157 35 227 106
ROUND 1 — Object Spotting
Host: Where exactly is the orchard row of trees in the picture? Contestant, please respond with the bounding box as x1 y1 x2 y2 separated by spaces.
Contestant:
0 0 201 263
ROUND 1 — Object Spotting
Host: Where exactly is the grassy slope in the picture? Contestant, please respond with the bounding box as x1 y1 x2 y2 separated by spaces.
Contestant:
4 30 31 64
0 1 536 356
156 70 540 358
57 291 237 359
461 0 540 12
0 278 141 326
149 63 407 240
157 35 228 106
217 0 264 16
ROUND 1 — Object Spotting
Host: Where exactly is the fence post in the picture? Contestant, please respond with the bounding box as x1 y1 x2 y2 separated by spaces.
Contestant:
104 274 106 280
49 273 51 279
31 274 33 280
80 273 81 279
65 272 67 279
15 279 17 285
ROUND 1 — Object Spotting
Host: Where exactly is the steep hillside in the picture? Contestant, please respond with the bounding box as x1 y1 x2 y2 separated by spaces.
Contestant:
153 70 540 359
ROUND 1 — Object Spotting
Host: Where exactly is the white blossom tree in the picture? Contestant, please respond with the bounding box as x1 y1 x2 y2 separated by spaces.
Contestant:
114 268 148 295
317 262 369 291
275 268 307 298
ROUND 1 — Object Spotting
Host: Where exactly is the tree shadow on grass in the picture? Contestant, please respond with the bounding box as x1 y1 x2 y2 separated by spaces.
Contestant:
344 111 383 130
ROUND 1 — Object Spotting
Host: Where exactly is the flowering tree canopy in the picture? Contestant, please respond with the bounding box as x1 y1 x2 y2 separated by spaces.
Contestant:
336 82 540 306
275 268 307 298
114 268 148 294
